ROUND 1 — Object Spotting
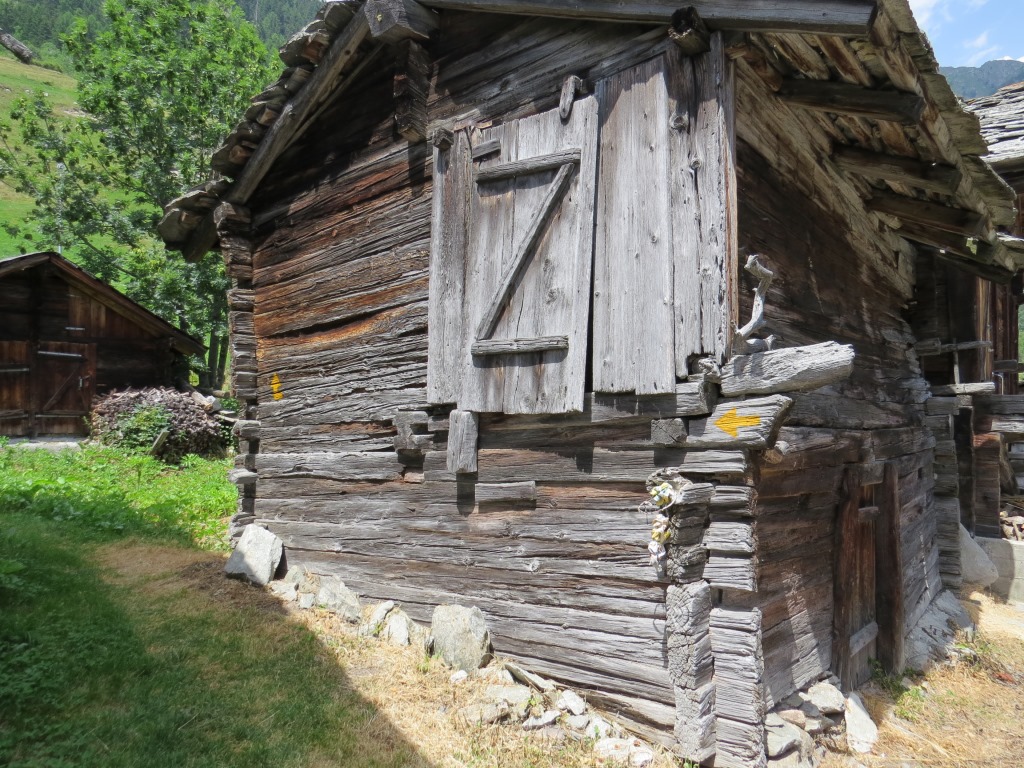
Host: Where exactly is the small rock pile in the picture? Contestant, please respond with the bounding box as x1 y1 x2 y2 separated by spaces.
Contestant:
767 679 877 768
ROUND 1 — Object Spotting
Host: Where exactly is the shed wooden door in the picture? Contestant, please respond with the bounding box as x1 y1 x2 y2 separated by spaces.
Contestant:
834 462 904 688
0 341 31 436
34 341 96 435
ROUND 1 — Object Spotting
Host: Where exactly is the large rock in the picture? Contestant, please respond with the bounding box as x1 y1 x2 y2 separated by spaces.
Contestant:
765 713 802 758
805 681 845 715
905 590 974 671
960 524 999 587
382 608 426 647
430 604 492 671
224 525 283 585
845 692 878 754
315 575 362 623
359 600 395 637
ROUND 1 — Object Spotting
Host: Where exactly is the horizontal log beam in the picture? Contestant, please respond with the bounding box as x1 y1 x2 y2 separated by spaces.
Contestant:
365 0 439 42
867 192 989 239
419 0 877 35
778 79 924 124
831 145 961 196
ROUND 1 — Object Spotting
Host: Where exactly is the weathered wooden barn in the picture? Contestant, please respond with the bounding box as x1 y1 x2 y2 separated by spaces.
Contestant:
160 1 1024 763
0 252 204 437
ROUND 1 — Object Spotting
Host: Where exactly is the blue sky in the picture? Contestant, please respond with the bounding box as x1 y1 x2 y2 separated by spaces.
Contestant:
908 0 1024 67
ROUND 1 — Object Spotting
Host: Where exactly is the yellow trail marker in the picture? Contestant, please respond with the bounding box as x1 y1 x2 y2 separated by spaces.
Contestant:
270 373 284 401
714 408 761 438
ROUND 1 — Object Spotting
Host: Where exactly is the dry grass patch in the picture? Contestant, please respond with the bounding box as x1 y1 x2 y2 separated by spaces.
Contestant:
823 589 1024 768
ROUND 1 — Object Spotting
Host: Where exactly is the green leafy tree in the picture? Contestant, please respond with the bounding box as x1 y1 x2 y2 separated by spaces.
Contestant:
0 0 273 387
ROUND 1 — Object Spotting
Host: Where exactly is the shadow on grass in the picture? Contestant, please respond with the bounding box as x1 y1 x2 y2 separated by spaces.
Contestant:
0 511 436 768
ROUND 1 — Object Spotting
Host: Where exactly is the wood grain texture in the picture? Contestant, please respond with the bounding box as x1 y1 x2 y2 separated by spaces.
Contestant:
458 99 599 414
720 342 855 396
593 55 676 395
427 130 471 404
420 0 876 35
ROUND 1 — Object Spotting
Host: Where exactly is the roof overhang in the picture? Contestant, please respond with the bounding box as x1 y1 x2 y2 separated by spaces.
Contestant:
160 0 1020 281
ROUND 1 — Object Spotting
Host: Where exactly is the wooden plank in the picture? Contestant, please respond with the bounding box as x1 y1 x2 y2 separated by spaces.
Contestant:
419 0 876 35
704 554 756 591
720 341 855 396
778 79 925 124
831 145 962 196
447 409 479 473
683 394 791 449
427 130 471 404
475 481 537 505
429 447 751 483
474 149 581 182
670 34 738 370
255 452 405 482
593 55 675 394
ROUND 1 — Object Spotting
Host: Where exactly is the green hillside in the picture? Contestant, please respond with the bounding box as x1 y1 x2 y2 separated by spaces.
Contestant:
0 50 78 257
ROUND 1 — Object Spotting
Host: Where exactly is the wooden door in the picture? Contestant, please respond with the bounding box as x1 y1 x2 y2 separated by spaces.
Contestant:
0 341 31 436
34 341 96 436
834 467 880 689
834 462 904 688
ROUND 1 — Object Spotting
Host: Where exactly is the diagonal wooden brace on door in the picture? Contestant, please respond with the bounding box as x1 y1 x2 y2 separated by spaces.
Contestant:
471 151 580 356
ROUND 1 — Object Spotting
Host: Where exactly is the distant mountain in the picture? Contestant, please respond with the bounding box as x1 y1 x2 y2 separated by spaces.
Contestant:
940 59 1024 100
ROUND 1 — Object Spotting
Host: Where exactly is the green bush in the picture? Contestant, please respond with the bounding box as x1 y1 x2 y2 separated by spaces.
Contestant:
116 405 173 451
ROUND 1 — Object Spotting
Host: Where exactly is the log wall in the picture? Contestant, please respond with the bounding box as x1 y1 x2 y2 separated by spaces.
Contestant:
733 60 942 706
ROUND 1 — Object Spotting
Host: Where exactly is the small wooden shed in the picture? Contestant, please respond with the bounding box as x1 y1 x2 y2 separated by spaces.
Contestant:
161 1 1024 764
0 252 204 437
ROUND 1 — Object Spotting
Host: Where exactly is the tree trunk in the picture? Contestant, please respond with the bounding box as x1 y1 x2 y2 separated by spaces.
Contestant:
204 331 220 391
216 333 229 391
0 28 34 64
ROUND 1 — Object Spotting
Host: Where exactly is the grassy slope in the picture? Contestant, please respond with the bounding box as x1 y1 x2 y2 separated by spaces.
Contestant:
0 51 78 258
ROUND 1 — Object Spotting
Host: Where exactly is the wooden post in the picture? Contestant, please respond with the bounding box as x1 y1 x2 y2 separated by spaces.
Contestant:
669 7 710 56
393 40 431 142
874 461 905 674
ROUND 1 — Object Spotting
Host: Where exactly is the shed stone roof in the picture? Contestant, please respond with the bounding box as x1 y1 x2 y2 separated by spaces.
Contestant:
970 81 1024 193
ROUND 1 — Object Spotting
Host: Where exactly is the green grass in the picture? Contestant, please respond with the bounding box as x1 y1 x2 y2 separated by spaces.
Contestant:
0 443 430 767
0 443 235 547
0 52 79 257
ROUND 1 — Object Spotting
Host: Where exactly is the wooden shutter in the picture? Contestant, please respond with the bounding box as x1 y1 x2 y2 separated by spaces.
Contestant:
427 99 599 414
592 42 736 393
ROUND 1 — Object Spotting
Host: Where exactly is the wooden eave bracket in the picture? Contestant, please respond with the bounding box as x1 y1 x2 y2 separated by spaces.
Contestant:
364 0 439 43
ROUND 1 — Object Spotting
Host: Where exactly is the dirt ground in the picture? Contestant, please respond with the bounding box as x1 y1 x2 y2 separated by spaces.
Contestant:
98 542 1024 768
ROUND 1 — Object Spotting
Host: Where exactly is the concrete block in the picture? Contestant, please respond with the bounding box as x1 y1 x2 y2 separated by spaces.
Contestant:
977 537 1024 603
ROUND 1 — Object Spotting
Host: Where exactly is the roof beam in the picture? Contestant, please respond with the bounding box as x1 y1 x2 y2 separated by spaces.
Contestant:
831 145 961 196
418 1 877 36
179 13 372 262
364 0 439 43
778 79 924 124
866 191 989 239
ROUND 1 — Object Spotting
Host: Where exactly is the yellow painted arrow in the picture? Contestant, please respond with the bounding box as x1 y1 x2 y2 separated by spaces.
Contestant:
714 408 761 438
